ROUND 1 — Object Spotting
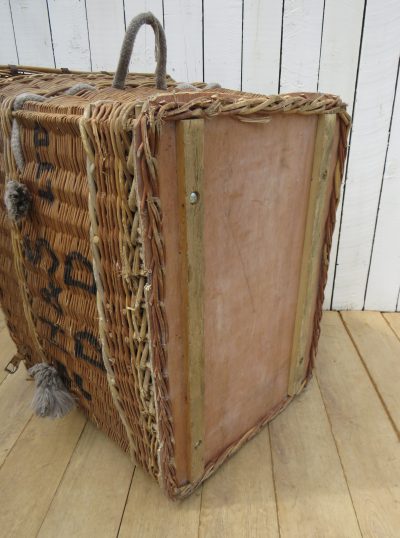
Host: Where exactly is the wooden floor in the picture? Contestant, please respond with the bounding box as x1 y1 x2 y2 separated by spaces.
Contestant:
0 311 399 537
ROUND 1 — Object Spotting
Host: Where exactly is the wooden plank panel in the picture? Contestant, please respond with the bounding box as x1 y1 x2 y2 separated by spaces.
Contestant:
0 328 17 385
124 0 164 75
176 119 205 482
164 0 203 82
0 364 33 466
118 467 201 538
317 312 400 537
241 0 282 94
85 0 125 71
288 114 337 395
47 0 91 70
319 0 365 308
383 312 400 335
364 68 400 311
0 410 86 537
203 0 242 89
270 377 361 538
199 428 279 538
341 311 400 433
332 0 400 309
0 0 18 64
280 0 324 93
10 0 55 67
38 422 133 538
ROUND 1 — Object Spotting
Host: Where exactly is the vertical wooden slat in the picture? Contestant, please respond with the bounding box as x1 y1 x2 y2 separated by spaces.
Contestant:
9 0 55 67
203 0 243 89
319 0 365 309
47 0 91 70
0 0 18 64
85 0 125 71
364 63 400 311
332 0 400 310
241 0 283 94
176 120 204 481
164 0 203 82
176 119 205 482
288 114 337 396
279 0 324 93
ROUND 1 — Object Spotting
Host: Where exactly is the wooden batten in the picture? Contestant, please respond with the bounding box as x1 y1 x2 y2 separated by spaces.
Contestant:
176 119 205 482
288 114 337 396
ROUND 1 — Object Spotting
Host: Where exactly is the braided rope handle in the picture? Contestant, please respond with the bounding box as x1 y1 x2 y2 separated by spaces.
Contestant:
112 12 167 90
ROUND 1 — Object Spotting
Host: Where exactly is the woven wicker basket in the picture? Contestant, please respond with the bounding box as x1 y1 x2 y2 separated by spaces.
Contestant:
0 13 350 498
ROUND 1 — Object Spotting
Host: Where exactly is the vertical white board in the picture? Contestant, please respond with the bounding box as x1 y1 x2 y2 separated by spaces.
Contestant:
279 0 324 93
10 0 55 67
124 0 163 75
0 0 18 64
318 0 365 309
332 0 400 310
364 68 400 311
47 0 91 70
241 0 283 94
203 0 243 89
85 0 125 71
164 0 203 82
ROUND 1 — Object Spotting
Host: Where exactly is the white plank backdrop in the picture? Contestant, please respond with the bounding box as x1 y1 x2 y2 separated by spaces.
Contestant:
1 0 399 311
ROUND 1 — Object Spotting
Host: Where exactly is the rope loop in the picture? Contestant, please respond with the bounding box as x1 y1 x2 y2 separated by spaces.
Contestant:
112 12 167 90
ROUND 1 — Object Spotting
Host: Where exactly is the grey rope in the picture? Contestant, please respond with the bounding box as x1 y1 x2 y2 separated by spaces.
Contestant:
64 83 96 95
112 12 167 90
175 82 221 91
11 93 46 171
11 85 97 171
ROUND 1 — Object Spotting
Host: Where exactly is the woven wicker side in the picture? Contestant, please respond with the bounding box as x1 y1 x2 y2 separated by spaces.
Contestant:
80 100 163 482
0 98 130 450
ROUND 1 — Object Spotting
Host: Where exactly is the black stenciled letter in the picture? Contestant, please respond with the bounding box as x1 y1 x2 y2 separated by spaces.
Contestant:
74 331 105 372
64 252 96 295
40 281 62 315
38 316 67 354
23 237 59 275
34 122 54 203
55 361 92 401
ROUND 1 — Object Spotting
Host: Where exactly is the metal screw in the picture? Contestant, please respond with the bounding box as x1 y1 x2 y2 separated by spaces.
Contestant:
189 191 199 204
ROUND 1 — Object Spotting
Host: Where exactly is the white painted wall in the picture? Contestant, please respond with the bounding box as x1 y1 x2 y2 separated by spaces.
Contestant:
1 0 399 311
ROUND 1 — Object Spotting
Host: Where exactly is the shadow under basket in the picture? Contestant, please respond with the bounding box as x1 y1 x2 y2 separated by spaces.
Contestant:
0 13 350 500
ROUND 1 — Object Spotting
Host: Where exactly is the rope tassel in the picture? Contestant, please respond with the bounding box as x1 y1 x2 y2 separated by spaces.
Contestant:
28 363 75 418
4 179 32 221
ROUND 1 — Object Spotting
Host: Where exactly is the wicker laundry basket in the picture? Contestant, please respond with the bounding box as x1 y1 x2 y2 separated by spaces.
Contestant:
0 13 350 498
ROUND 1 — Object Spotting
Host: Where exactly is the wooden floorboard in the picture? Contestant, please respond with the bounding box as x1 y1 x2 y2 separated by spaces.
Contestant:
37 422 134 538
199 427 279 538
0 410 86 537
341 311 400 436
0 363 33 467
0 311 398 537
118 467 201 538
317 312 400 538
270 376 361 538
0 327 17 384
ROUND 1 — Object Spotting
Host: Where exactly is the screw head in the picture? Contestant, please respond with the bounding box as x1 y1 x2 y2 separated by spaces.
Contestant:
189 191 199 204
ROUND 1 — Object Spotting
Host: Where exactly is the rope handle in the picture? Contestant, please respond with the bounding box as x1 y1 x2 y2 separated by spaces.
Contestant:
112 12 167 90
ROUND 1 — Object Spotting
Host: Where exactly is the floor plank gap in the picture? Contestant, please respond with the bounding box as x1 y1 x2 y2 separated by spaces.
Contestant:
339 311 400 439
268 425 282 538
314 374 364 538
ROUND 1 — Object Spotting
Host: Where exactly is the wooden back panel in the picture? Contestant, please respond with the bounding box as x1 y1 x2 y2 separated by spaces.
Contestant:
158 113 339 484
